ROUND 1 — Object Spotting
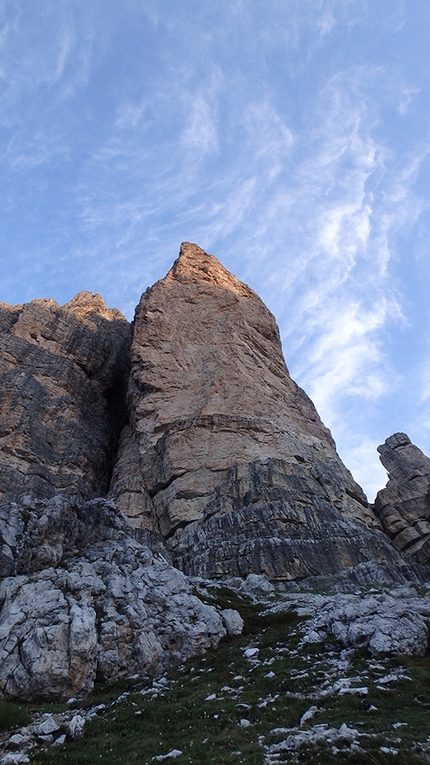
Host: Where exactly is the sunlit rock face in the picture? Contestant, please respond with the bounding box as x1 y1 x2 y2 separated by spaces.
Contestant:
0 292 131 503
111 242 400 579
373 433 430 565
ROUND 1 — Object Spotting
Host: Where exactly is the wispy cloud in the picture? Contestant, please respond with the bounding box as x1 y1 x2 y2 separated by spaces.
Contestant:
398 84 420 115
54 27 74 83
1 0 429 496
181 97 219 155
66 42 429 454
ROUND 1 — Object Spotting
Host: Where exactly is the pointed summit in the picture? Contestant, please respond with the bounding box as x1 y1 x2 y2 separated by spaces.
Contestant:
168 241 254 297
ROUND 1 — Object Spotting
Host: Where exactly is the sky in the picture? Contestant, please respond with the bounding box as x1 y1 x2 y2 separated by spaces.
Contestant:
1 0 430 500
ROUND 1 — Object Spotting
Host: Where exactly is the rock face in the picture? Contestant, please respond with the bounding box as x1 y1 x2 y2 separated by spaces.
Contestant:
110 242 400 579
0 497 233 700
373 433 430 565
0 292 131 503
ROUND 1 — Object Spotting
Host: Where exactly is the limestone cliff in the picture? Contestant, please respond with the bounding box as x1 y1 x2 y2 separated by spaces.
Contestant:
373 432 430 565
0 292 131 503
110 243 400 579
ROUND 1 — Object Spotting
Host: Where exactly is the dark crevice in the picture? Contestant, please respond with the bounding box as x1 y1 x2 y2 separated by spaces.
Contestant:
148 472 186 498
103 372 130 493
164 519 193 542
176 489 206 500
345 488 368 508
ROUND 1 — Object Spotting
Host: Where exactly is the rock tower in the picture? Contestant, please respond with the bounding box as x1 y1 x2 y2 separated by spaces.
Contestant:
109 243 399 579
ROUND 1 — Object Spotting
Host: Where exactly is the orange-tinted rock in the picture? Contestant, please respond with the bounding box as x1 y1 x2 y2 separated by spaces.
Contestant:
111 243 399 579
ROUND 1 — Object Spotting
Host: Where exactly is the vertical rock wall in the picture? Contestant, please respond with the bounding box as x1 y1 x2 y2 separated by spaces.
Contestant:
0 244 411 581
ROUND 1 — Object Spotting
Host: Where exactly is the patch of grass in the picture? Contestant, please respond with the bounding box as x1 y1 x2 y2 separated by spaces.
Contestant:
0 700 32 732
295 743 426 764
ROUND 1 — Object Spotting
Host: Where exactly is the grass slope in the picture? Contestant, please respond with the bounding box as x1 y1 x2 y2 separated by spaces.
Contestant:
4 588 430 765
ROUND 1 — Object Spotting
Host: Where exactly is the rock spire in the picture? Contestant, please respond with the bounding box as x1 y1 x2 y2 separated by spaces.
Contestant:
2 242 429 704
373 432 430 565
110 242 399 579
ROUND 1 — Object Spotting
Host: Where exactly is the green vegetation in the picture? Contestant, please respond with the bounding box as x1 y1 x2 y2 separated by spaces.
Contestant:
0 700 32 732
18 592 430 764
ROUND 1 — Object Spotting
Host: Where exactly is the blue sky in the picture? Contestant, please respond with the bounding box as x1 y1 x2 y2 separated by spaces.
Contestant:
1 0 430 499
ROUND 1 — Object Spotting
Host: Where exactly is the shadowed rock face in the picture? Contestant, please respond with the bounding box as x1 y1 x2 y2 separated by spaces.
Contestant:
0 292 131 503
110 242 400 579
373 433 430 565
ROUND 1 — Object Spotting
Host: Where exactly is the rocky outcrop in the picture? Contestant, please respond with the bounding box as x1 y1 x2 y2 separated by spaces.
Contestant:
247 577 430 657
110 242 401 580
300 591 429 657
0 497 238 700
373 433 430 565
0 292 131 503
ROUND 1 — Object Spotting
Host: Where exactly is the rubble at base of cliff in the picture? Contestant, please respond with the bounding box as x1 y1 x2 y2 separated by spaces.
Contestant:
0 497 242 703
1 573 430 765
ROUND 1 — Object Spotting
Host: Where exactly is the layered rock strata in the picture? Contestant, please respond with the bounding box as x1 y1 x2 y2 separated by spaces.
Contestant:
110 242 401 579
0 292 131 503
373 432 430 565
0 497 238 700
